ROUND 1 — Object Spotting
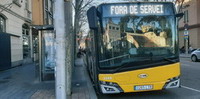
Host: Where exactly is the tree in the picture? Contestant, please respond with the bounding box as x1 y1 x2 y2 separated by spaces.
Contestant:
175 0 185 13
73 0 94 37
73 0 94 52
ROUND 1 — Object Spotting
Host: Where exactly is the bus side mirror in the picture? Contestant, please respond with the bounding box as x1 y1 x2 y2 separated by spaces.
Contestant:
87 6 98 30
176 13 184 18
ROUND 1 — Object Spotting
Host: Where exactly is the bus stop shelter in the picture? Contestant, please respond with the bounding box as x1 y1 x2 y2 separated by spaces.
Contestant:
32 25 55 82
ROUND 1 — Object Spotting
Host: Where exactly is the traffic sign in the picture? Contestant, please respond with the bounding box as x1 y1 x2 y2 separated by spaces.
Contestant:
184 35 188 39
184 30 188 36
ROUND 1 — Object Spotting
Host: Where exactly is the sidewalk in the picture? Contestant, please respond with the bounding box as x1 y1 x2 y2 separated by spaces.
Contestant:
0 57 97 99
0 63 55 99
72 56 97 99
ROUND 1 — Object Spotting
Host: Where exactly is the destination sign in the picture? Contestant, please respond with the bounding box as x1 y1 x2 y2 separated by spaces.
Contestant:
101 3 174 17
111 5 163 15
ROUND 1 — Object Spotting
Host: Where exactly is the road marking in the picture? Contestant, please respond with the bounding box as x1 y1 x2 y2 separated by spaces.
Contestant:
181 85 200 93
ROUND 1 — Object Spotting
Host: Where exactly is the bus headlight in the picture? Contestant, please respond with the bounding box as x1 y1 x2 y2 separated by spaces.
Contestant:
163 76 180 89
99 81 123 94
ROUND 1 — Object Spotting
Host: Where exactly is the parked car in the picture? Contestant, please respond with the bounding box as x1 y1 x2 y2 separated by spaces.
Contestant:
191 48 200 62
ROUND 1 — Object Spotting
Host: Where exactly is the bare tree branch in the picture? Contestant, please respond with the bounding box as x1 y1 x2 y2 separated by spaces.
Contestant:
81 0 93 9
71 2 75 9
73 0 94 35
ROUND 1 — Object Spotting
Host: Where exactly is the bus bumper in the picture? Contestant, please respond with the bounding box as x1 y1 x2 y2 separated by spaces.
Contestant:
99 77 180 94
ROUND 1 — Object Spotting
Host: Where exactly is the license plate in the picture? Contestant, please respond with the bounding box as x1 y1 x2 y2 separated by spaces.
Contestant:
134 85 153 91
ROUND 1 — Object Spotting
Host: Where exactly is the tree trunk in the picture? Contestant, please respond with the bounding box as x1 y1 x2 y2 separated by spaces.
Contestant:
64 0 73 96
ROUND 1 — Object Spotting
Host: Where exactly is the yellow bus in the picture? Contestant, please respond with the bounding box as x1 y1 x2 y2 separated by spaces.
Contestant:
86 2 182 94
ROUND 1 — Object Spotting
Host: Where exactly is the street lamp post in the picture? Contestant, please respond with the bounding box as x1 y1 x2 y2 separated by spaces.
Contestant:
184 29 189 54
54 0 66 99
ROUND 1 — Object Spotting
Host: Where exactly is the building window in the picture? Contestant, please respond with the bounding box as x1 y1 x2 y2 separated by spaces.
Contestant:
45 10 49 25
184 10 189 23
48 14 53 25
0 15 6 32
45 0 49 9
50 0 53 13
22 24 30 59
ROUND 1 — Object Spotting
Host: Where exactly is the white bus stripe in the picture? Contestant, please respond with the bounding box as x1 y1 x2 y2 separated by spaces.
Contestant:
181 85 200 93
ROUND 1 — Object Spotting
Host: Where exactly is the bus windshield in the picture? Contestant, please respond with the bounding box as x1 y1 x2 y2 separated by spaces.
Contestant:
98 15 178 68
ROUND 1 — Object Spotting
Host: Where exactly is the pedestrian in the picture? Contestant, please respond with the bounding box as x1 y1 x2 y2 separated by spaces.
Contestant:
180 46 185 53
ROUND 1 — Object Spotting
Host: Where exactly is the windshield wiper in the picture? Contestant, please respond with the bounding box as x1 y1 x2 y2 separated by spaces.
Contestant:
112 58 151 73
112 57 177 73
112 62 130 73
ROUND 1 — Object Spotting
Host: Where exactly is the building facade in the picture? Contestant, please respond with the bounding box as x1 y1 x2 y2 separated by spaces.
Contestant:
31 0 54 62
32 0 55 81
32 0 53 26
178 0 200 49
0 0 32 67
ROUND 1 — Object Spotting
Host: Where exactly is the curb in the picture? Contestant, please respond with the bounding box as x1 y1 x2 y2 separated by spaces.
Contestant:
84 66 97 99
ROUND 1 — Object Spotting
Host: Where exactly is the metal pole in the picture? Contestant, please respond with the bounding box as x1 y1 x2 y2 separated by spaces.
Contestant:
38 30 42 82
29 28 33 61
184 29 189 54
54 0 67 98
185 39 189 54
